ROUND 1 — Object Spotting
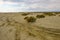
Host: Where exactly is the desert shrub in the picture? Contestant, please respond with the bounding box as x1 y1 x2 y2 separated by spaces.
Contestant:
24 16 36 22
55 12 60 14
24 16 28 19
36 15 45 18
44 13 56 16
21 13 29 16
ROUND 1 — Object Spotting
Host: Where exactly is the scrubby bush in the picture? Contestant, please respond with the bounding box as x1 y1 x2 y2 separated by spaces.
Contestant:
24 16 28 19
24 16 36 23
36 15 45 18
21 13 29 16
44 13 56 16
55 12 60 14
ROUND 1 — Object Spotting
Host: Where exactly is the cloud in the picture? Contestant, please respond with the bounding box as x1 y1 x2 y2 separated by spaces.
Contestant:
0 0 60 12
0 1 29 12
3 0 22 2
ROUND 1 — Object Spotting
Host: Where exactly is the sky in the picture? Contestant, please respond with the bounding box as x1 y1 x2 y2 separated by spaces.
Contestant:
0 0 60 12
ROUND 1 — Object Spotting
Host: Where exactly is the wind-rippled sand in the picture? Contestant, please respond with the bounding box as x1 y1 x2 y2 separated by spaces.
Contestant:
0 13 60 40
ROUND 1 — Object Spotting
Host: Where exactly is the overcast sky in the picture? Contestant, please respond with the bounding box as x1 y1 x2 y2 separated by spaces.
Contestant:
0 0 60 12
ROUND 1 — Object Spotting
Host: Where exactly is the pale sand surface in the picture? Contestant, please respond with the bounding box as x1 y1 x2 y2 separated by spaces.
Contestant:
0 13 60 40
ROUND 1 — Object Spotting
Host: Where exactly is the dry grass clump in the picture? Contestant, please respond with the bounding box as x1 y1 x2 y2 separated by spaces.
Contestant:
36 15 45 18
24 16 36 23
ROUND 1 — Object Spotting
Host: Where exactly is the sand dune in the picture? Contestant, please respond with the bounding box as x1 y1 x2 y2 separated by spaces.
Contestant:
0 13 60 40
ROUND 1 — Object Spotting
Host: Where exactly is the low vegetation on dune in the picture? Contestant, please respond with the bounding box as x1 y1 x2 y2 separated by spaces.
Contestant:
54 12 60 14
24 16 36 23
43 12 56 16
23 12 60 23
24 16 29 19
36 15 45 18
21 13 30 16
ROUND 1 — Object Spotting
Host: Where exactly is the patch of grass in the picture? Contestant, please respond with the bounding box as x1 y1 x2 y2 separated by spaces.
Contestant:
36 15 45 18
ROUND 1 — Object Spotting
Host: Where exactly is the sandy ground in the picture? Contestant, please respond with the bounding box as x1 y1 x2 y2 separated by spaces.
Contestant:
0 13 60 40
